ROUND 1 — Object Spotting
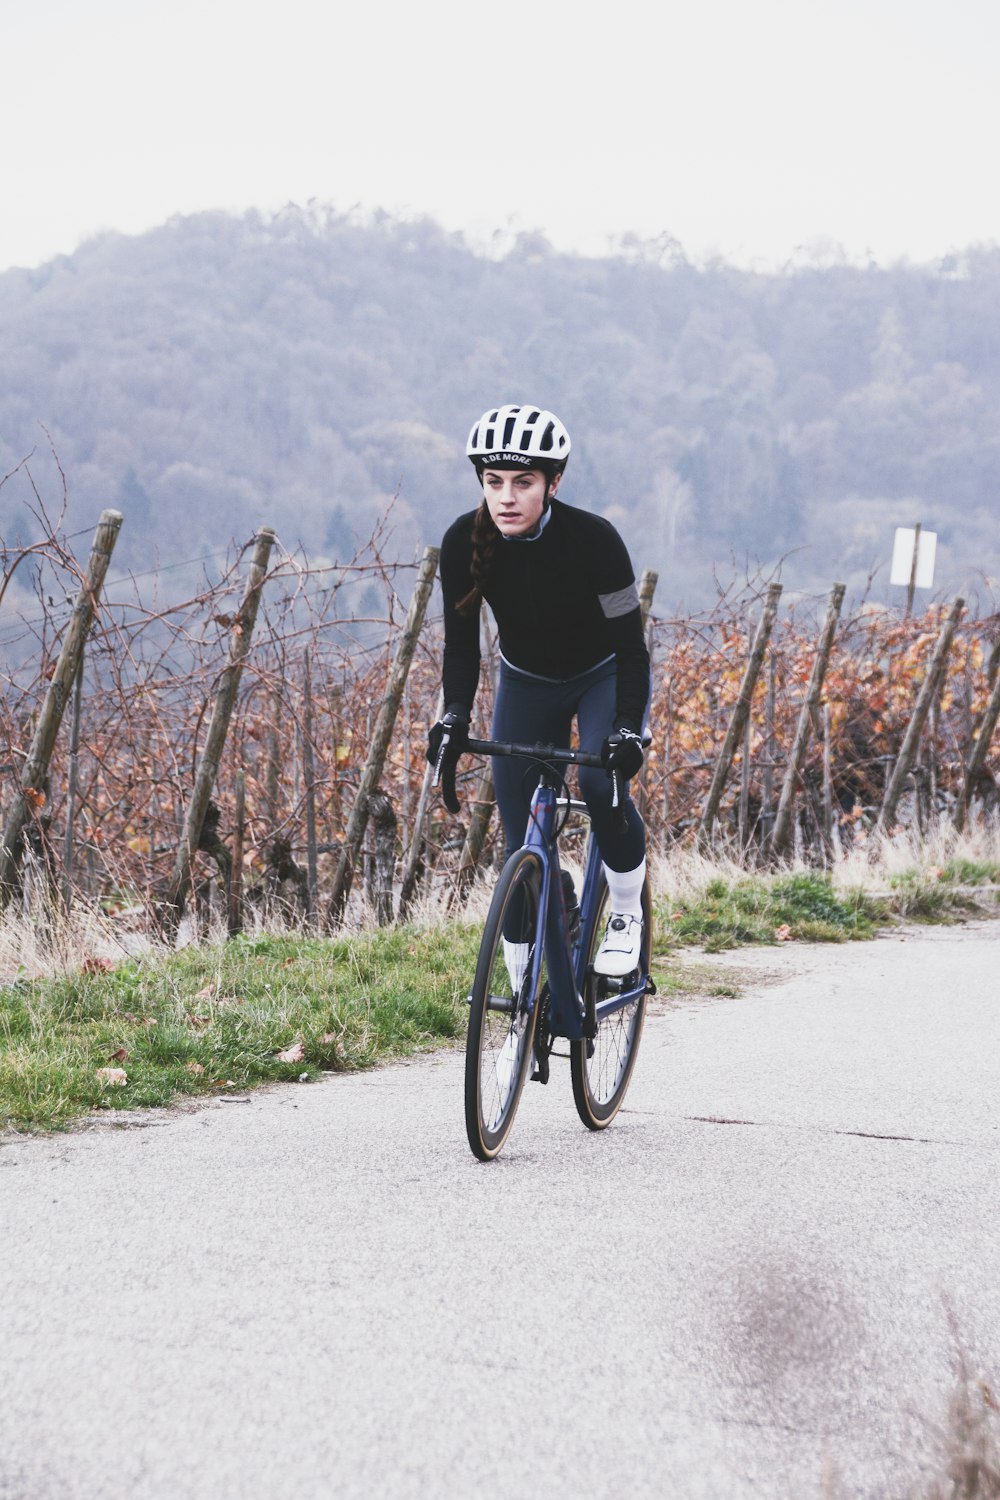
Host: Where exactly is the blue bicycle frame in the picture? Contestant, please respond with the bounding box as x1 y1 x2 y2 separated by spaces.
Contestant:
501 765 649 1045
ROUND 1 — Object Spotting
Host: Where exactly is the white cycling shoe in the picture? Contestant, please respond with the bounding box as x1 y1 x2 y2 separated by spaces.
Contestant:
593 913 643 977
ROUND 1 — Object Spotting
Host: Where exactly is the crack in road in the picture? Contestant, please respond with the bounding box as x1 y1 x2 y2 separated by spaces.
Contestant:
683 1114 990 1148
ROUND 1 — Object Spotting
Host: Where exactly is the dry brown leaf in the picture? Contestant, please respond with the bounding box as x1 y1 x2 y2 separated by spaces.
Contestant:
185 1061 206 1076
194 983 216 1000
108 1046 130 1063
278 1041 306 1064
95 1067 127 1086
185 1013 211 1029
319 1032 339 1046
82 956 115 974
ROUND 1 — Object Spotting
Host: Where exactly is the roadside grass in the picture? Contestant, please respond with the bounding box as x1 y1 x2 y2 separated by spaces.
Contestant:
2 819 998 1132
1 923 478 1131
821 1340 1000 1499
651 870 886 955
918 1356 1000 1500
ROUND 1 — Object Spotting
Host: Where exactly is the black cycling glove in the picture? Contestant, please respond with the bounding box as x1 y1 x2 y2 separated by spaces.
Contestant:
426 709 469 814
601 722 645 780
426 709 469 767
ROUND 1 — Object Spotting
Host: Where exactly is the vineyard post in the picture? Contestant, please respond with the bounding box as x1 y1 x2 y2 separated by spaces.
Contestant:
328 682 344 833
397 689 443 921
454 766 496 902
953 658 1000 832
929 690 940 811
878 596 965 835
453 614 497 900
988 636 1000 691
660 677 672 850
400 679 412 858
697 582 782 851
822 702 836 848
61 657 85 907
737 608 754 847
367 789 397 925
163 527 276 931
770 582 845 858
302 649 319 920
636 568 658 824
327 545 439 926
228 770 246 937
264 683 282 832
0 508 123 909
760 650 777 847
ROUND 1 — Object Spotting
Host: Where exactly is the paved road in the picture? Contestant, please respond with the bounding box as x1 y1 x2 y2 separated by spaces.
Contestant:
2 923 998 1500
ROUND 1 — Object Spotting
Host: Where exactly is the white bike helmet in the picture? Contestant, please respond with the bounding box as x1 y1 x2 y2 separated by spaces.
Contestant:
466 404 571 472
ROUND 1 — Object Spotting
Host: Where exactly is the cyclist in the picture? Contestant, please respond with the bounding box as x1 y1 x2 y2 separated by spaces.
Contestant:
427 403 651 977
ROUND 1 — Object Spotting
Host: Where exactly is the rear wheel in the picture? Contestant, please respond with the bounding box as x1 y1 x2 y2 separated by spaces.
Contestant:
570 876 650 1130
464 848 543 1161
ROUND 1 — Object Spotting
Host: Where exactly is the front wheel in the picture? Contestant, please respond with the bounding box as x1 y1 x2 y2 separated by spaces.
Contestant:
570 876 651 1130
465 848 544 1161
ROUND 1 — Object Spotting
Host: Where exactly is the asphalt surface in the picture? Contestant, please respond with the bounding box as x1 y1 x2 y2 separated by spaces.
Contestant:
2 921 999 1500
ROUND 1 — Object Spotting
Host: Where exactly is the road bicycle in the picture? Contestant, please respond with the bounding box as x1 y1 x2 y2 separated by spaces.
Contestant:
438 734 654 1162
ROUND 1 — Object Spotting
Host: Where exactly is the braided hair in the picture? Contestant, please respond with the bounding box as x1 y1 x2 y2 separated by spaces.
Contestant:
455 501 499 618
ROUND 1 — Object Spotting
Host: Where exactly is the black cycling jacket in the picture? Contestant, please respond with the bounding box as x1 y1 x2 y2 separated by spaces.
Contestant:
439 497 650 732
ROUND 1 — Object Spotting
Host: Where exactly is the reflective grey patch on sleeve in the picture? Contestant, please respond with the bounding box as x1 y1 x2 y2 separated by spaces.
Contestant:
599 583 640 618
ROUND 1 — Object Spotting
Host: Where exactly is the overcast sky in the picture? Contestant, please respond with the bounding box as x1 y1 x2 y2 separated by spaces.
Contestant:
4 0 998 274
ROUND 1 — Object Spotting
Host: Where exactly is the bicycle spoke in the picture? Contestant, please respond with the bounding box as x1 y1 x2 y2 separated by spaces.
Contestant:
464 849 542 1159
571 876 649 1130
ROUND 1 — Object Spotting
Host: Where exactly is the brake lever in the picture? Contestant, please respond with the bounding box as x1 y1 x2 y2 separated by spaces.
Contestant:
611 768 629 835
433 729 461 815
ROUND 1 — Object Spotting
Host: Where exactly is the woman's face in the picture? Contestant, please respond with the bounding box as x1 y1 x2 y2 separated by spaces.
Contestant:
481 467 561 536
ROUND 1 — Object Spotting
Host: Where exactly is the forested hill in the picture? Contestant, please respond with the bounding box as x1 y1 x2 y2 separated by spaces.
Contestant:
1 204 998 609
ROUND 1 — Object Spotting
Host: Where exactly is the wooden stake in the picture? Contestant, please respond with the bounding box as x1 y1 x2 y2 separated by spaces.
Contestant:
163 527 276 929
760 650 777 846
771 583 845 858
228 770 246 937
397 690 443 922
905 521 922 617
698 583 782 850
61 657 85 908
327 546 439 925
302 649 319 921
878 596 965 835
738 609 754 848
954 655 1000 832
367 788 398 925
0 509 123 908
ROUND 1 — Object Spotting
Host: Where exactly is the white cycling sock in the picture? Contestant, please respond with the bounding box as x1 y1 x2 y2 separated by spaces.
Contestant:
603 858 646 919
502 939 530 993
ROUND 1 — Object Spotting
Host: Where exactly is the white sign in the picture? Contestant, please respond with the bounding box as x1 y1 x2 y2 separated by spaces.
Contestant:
890 527 937 588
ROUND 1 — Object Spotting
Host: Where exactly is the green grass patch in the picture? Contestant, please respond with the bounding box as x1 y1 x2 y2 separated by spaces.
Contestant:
0 924 479 1132
653 871 887 954
940 857 1000 886
886 867 995 922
